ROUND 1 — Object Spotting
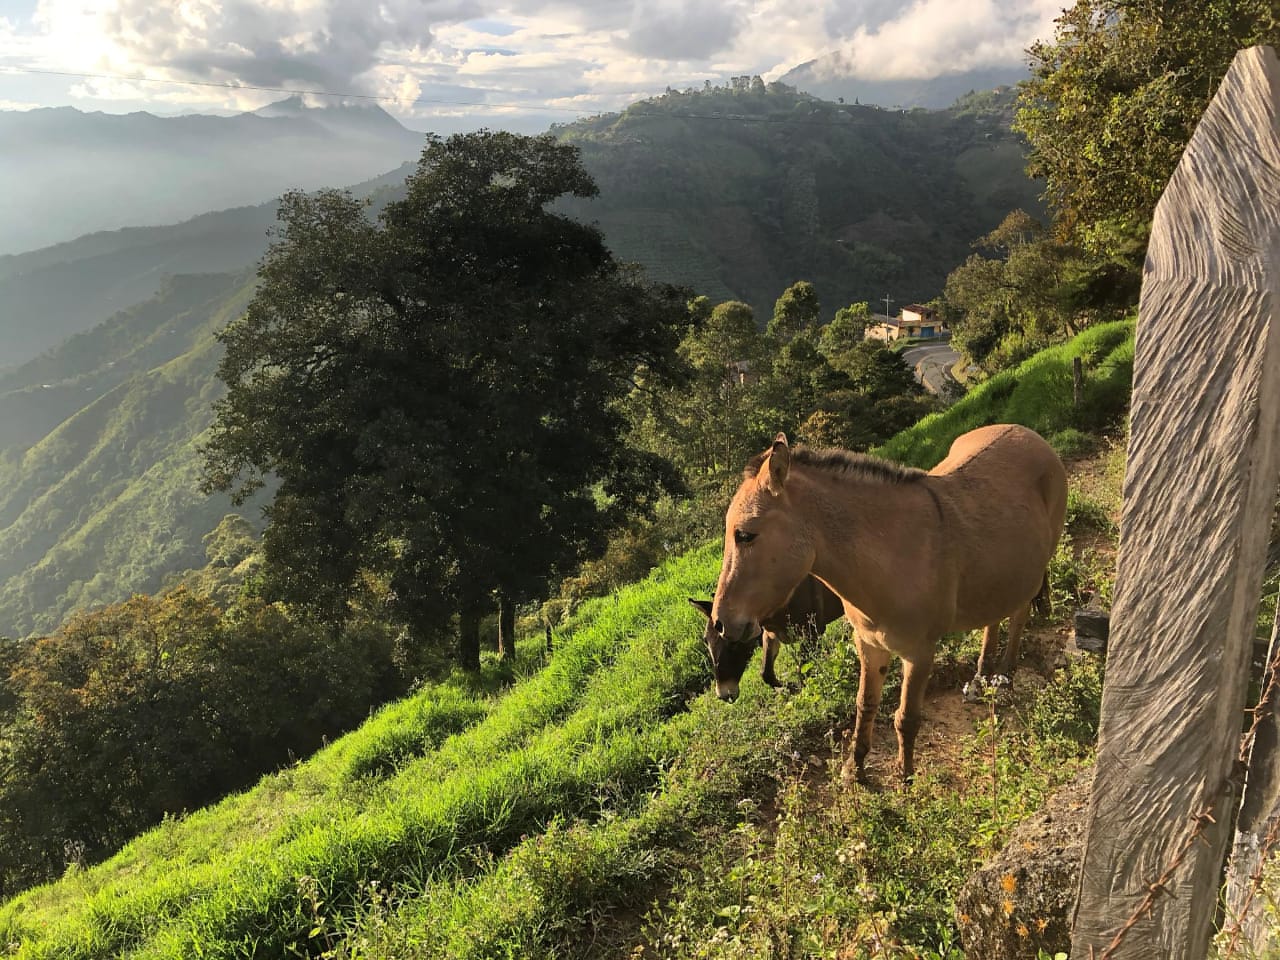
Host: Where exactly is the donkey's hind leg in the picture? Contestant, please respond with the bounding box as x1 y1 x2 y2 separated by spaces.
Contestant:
996 599 1034 679
966 603 1029 703
975 623 1001 680
895 651 934 783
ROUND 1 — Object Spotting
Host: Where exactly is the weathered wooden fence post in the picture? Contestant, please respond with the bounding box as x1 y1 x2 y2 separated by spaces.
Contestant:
1222 603 1280 951
1071 46 1280 959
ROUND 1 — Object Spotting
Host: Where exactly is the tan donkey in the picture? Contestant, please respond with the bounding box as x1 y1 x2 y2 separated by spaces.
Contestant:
708 424 1067 781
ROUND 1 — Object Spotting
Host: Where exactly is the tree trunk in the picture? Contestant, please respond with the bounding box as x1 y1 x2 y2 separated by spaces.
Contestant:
458 606 482 672
497 594 515 660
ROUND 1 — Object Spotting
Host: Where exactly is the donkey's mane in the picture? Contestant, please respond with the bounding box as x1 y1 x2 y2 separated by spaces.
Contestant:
745 446 926 485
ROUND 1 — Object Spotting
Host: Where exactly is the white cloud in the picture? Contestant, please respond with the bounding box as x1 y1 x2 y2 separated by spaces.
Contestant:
818 0 1062 80
0 0 1062 121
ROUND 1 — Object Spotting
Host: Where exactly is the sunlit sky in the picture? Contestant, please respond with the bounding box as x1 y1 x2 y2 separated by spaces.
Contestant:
0 0 1065 128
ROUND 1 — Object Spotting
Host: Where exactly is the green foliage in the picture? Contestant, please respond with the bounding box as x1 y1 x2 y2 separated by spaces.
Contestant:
767 281 820 343
1016 0 1278 252
877 319 1134 468
555 83 1040 321
0 590 411 897
941 210 1128 371
619 286 937 580
0 275 265 638
821 301 870 352
203 131 691 667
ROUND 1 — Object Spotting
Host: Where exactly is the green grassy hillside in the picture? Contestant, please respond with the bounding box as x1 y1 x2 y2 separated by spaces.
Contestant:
0 323 1130 958
877 319 1135 466
0 164 415 371
0 541 1101 959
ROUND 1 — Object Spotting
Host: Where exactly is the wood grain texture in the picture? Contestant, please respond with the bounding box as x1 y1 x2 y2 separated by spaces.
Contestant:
1071 46 1280 959
1224 608 1280 952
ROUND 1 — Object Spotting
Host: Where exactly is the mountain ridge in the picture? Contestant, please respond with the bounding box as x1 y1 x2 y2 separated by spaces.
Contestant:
0 98 424 256
0 83 1040 637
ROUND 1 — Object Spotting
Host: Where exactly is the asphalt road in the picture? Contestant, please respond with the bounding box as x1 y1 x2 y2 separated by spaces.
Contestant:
900 340 961 395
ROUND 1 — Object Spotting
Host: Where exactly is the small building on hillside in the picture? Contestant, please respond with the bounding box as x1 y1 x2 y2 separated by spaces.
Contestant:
864 304 948 341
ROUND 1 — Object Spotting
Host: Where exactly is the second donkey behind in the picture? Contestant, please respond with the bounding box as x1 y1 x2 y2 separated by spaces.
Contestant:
689 577 845 693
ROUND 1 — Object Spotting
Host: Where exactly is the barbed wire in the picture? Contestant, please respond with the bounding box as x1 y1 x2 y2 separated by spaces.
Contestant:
1093 804 1220 960
1090 612 1280 959
1218 630 1280 958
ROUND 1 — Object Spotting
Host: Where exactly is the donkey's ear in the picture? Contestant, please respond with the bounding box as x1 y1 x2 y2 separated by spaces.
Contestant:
687 598 713 620
762 432 790 495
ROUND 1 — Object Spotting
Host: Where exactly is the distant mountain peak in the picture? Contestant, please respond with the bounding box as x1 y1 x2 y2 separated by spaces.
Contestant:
250 95 407 134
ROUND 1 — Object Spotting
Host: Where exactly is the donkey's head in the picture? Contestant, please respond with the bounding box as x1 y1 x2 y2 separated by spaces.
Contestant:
688 597 761 702
708 433 815 699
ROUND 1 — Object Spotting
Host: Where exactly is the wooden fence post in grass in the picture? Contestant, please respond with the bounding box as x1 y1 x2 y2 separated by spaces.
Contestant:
1070 46 1280 960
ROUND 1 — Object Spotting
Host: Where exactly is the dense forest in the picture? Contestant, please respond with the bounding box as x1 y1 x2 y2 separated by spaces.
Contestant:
0 82 1034 640
1 0 1277 953
557 81 1039 318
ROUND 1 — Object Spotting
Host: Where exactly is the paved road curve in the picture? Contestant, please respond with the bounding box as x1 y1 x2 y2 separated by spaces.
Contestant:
900 339 961 395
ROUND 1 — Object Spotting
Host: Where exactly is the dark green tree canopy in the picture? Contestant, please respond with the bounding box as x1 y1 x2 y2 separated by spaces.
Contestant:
202 131 689 661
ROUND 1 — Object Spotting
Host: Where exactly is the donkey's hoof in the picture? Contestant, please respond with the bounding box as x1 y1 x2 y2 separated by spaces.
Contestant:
962 673 1012 704
840 756 868 786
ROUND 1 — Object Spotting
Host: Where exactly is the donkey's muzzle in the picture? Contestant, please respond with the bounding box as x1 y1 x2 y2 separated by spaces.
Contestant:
715 680 740 703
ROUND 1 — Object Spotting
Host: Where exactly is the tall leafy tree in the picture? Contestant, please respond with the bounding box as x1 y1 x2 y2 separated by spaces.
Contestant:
626 298 765 495
820 302 871 353
202 131 688 669
766 280 821 343
1017 0 1277 249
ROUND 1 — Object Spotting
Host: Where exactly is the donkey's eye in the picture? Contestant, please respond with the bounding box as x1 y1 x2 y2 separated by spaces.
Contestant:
734 529 757 545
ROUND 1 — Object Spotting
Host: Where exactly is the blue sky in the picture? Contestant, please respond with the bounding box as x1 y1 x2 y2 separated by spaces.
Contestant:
0 0 1064 126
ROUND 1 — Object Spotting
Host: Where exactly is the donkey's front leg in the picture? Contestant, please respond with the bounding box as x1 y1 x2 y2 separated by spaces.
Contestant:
895 651 935 783
843 638 891 783
760 631 784 688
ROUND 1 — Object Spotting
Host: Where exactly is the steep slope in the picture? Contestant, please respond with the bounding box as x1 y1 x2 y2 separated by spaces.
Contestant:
0 164 413 370
0 274 264 638
0 315 1127 955
556 84 1041 320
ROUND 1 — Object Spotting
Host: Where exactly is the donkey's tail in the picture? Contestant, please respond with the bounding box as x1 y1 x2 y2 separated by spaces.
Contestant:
1032 573 1052 619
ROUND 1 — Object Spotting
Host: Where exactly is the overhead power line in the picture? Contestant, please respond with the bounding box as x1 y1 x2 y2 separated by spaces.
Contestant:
4 66 590 114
